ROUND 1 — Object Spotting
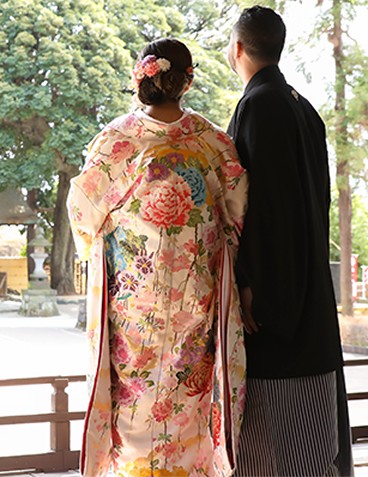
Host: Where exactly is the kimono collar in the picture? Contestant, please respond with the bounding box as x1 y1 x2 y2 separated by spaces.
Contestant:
243 64 287 97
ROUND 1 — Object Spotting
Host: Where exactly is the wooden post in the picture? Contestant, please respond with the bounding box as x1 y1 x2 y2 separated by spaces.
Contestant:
51 378 70 452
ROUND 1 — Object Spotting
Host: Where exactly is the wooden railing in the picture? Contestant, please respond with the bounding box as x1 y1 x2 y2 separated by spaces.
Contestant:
0 375 86 472
344 358 368 444
0 360 367 473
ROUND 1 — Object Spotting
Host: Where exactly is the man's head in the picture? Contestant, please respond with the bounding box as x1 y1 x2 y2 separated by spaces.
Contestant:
228 6 286 83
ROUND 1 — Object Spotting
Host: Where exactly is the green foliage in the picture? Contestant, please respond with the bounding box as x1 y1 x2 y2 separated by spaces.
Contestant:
107 0 244 129
329 187 368 268
0 0 246 196
0 0 132 191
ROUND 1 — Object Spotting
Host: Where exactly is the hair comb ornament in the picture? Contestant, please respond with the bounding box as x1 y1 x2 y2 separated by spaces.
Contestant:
132 55 171 88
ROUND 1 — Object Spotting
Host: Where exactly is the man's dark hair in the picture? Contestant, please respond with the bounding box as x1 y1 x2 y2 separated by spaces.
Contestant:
234 6 286 63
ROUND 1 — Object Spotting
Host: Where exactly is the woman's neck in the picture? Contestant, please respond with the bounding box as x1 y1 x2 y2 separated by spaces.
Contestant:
144 102 184 123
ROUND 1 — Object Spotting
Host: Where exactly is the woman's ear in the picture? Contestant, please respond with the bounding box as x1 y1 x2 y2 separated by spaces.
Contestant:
183 79 193 94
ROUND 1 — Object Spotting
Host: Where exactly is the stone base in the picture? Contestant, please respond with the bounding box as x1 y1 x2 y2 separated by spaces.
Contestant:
19 288 60 317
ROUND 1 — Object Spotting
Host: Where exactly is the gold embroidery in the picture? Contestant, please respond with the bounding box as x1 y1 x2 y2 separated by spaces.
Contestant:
291 89 299 101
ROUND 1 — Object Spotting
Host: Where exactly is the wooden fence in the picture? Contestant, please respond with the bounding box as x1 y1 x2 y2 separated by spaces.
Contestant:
0 360 367 473
344 358 368 443
0 257 27 293
0 375 86 472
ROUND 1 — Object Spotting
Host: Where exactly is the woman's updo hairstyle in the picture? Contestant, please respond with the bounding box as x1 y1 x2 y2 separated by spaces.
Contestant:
136 38 193 106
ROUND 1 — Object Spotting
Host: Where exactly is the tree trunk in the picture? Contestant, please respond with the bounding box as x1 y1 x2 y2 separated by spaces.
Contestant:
50 170 77 295
26 189 38 278
338 180 353 314
332 0 353 316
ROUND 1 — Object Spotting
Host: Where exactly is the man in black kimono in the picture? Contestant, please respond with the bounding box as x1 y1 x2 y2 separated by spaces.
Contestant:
227 6 353 477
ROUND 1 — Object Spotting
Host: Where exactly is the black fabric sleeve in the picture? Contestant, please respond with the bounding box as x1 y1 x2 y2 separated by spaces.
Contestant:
233 92 309 342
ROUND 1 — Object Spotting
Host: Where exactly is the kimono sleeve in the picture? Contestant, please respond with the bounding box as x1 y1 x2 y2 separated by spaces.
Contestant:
216 132 249 250
67 128 125 261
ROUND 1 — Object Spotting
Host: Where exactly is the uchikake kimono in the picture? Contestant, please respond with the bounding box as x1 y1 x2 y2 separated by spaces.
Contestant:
67 108 248 477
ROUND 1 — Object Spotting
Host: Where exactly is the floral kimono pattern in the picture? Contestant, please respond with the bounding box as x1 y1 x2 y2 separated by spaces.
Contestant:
67 109 248 477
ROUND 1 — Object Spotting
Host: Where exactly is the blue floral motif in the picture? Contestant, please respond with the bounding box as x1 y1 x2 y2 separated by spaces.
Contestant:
104 227 127 278
175 167 206 206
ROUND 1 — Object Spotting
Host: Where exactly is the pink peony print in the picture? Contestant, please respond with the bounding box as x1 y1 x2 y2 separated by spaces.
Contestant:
194 448 208 469
104 186 121 207
116 345 130 363
172 310 195 333
133 347 156 368
223 162 244 185
123 114 138 129
127 377 146 397
126 160 137 175
138 177 194 229
203 226 218 249
151 398 173 422
162 375 178 389
96 410 110 433
82 170 102 195
154 442 184 465
114 300 128 317
159 248 175 266
112 333 131 365
111 141 136 164
184 239 199 255
135 290 156 313
199 292 212 312
173 411 190 427
216 131 233 147
172 254 191 272
168 127 183 141
181 116 196 134
162 351 175 367
169 287 184 302
117 382 135 407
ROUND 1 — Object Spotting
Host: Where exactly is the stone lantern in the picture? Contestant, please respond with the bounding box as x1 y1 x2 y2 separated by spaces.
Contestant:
19 225 59 316
29 226 50 282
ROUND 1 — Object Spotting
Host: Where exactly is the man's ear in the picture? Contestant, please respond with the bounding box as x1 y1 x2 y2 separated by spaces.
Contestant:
235 40 244 59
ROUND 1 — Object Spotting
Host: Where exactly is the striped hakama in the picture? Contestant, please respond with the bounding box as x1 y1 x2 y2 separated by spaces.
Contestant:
235 370 354 477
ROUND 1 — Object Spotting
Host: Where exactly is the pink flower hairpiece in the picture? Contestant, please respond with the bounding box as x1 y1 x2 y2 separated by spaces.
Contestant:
132 55 171 87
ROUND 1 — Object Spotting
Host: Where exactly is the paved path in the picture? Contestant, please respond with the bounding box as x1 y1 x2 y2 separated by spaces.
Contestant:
0 298 367 476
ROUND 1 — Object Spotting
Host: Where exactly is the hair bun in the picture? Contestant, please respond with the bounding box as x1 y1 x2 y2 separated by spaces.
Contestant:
135 39 193 106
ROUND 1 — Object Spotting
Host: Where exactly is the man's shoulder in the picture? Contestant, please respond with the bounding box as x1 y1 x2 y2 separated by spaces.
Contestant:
239 82 323 123
239 83 288 111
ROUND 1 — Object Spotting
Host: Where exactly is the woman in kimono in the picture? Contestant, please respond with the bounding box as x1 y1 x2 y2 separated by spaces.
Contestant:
67 38 248 477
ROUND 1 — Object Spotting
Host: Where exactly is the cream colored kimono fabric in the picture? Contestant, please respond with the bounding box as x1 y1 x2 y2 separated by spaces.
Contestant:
67 109 248 477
